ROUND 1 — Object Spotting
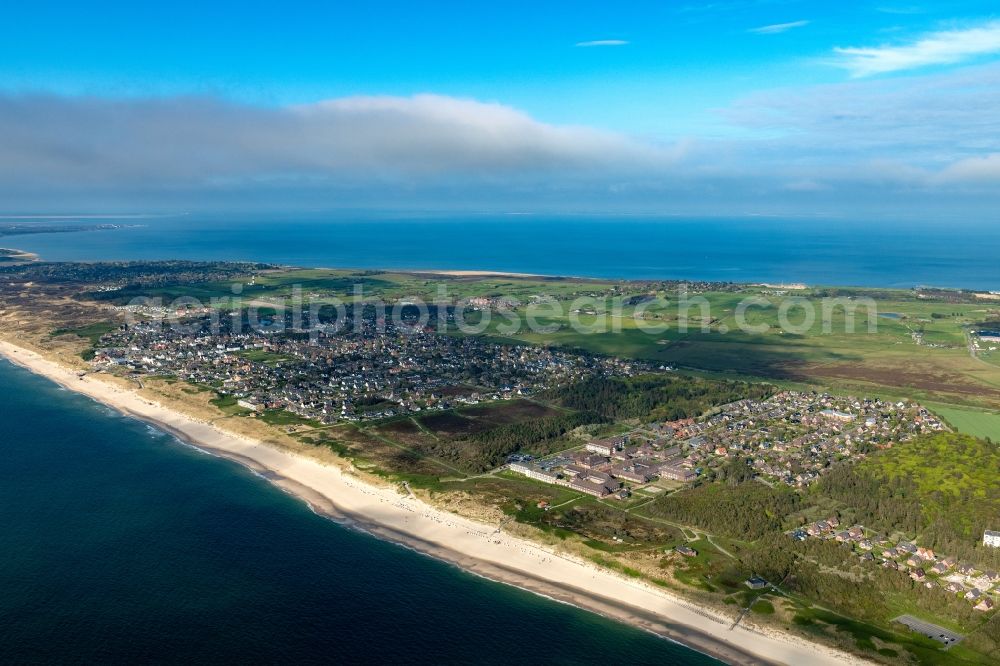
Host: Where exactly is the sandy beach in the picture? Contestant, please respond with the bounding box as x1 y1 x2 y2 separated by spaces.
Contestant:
0 340 861 666
421 270 544 277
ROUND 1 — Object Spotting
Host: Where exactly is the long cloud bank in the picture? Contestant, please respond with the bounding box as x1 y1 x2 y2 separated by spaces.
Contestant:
0 84 998 217
0 93 666 189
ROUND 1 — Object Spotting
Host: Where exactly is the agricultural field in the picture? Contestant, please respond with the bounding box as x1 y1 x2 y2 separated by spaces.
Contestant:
455 287 1000 410
929 404 1000 441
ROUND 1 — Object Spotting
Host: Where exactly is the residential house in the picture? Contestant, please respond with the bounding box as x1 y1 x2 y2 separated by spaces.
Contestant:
958 563 978 576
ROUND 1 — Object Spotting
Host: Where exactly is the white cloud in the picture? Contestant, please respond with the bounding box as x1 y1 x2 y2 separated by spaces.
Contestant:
748 20 809 35
718 62 1000 196
575 39 629 47
938 153 1000 183
723 62 1000 158
833 20 1000 77
0 93 670 191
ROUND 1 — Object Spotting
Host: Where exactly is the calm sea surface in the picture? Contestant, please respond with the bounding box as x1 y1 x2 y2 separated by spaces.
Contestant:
5 215 999 290
0 360 718 664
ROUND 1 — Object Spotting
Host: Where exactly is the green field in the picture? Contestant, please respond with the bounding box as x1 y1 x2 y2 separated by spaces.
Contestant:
929 403 1000 440
52 321 116 345
462 290 1000 410
235 348 294 366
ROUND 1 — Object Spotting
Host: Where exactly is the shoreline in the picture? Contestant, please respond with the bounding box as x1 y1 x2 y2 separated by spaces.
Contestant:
0 247 39 263
295 265 999 293
0 340 862 666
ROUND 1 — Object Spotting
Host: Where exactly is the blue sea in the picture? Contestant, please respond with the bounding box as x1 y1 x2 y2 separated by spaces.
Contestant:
0 360 718 664
4 214 1000 290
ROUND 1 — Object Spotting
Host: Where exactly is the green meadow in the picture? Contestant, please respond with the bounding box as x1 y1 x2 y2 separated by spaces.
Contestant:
929 404 1000 440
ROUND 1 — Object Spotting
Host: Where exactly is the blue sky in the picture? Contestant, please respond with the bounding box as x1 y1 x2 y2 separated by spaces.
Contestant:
2 1 1000 217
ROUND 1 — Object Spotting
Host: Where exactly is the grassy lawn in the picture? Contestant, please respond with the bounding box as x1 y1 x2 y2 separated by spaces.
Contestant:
209 393 253 416
929 403 1000 440
52 321 113 341
671 537 743 593
234 348 294 366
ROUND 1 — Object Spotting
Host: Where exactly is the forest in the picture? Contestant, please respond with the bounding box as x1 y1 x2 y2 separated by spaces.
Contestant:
424 410 605 473
545 374 773 421
643 479 801 540
817 433 1000 569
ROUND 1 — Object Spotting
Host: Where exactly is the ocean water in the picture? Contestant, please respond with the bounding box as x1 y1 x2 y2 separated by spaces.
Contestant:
0 360 718 665
4 215 1000 290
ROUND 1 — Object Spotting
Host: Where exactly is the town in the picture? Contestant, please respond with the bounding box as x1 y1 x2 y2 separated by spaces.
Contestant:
684 391 945 486
510 391 945 497
89 307 651 422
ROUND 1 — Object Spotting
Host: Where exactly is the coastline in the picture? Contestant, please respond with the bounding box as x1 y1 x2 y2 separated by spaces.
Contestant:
0 247 38 263
0 340 862 666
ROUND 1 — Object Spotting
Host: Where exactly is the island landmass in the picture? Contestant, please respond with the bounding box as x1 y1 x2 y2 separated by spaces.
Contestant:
2 259 999 665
